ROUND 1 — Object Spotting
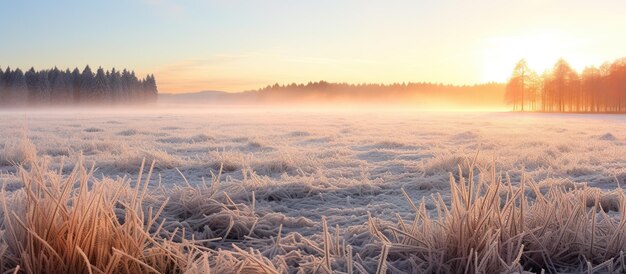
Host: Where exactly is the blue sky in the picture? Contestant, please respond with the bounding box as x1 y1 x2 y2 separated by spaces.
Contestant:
2 0 626 92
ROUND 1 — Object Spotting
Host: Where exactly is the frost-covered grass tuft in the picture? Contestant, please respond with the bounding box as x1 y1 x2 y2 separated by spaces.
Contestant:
598 132 617 140
0 157 290 274
0 137 37 166
0 158 208 273
370 161 626 273
118 129 139 136
83 127 104 133
113 149 183 172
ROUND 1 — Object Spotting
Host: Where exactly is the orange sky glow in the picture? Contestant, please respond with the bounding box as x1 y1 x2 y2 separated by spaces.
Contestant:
2 1 625 93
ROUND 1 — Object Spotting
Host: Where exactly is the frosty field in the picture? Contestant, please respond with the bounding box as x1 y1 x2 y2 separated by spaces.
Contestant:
2 108 626 273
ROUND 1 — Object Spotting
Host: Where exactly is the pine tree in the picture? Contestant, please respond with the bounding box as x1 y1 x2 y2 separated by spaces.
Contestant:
36 71 51 104
121 69 132 102
2 67 9 84
130 71 139 102
25 68 39 103
0 67 11 105
144 74 158 102
50 67 70 103
71 68 81 103
0 67 5 104
80 65 95 102
109 68 122 102
93 67 109 101
64 69 73 102
105 70 113 102
9 68 28 105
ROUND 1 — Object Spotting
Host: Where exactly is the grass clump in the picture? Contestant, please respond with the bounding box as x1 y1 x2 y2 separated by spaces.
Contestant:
0 137 37 167
0 157 285 274
0 159 205 273
370 160 626 273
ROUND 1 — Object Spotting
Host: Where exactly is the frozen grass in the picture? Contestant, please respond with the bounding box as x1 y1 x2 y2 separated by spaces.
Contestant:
0 158 288 274
0 137 36 167
370 160 626 273
0 110 626 273
112 148 184 173
2 156 626 273
0 158 203 273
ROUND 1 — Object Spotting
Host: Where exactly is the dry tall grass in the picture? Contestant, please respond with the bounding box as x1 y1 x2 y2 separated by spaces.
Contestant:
0 137 37 167
0 158 283 274
0 158 207 273
369 159 626 273
3 153 626 273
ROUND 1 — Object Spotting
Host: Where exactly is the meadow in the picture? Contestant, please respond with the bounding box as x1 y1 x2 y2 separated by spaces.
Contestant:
1 108 626 273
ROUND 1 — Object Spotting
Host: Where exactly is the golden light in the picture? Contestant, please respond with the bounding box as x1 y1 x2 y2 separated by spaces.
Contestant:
480 31 586 82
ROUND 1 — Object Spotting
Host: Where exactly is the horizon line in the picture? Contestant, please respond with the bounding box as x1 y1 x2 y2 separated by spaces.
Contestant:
160 80 506 94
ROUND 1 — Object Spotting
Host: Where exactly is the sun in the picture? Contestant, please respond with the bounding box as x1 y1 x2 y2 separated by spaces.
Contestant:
480 31 585 82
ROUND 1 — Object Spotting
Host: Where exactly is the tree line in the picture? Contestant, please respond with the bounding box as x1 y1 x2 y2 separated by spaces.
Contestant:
0 66 158 106
254 81 504 106
506 58 626 112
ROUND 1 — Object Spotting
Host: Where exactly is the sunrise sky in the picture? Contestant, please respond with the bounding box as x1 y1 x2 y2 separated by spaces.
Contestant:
1 0 625 93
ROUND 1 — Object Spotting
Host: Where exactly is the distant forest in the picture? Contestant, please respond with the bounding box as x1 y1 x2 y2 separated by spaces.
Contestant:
251 81 505 107
0 66 158 106
506 57 626 112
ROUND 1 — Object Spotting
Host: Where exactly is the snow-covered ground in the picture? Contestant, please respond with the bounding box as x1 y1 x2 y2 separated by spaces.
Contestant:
1 107 626 272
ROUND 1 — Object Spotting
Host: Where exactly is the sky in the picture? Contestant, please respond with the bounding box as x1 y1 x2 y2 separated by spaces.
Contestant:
1 0 625 93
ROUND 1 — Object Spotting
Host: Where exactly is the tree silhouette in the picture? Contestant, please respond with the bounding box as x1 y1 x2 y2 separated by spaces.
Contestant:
507 57 626 113
0 65 158 106
254 80 505 107
505 59 532 111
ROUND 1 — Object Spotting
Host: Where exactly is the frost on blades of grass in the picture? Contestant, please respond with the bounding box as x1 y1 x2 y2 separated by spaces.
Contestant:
155 169 280 241
1 112 626 273
0 158 286 274
113 149 183 172
370 160 626 273
206 149 309 176
0 159 205 273
118 129 139 136
0 137 37 166
1 155 626 273
208 150 247 172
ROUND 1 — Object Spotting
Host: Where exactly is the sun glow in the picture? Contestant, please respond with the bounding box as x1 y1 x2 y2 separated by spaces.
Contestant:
480 31 587 82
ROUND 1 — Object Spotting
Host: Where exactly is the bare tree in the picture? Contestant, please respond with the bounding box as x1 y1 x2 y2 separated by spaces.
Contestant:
505 59 535 111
